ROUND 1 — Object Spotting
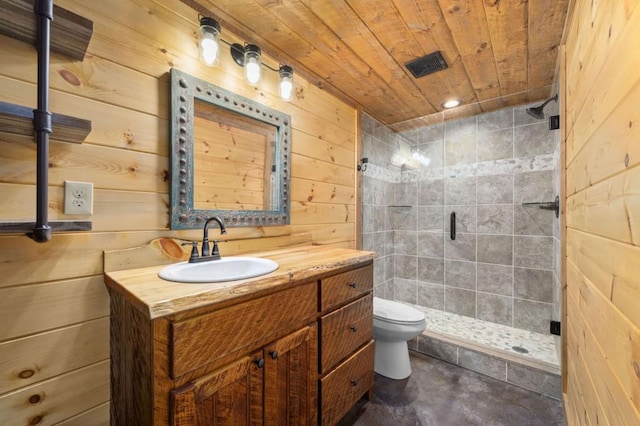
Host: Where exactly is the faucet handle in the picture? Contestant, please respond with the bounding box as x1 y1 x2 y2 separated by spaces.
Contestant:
181 241 199 263
211 240 221 260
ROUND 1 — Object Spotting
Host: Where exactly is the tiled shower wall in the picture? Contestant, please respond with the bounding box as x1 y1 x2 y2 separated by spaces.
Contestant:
362 103 561 336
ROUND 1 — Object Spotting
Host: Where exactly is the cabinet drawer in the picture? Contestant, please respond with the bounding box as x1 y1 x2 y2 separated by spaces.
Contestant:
320 340 374 426
320 294 372 373
170 282 317 378
320 265 373 311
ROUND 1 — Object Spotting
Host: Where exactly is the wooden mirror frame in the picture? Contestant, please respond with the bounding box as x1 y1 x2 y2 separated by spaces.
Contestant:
170 68 291 229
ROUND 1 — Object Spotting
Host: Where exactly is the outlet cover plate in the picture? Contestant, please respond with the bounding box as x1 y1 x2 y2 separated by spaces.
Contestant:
64 181 93 215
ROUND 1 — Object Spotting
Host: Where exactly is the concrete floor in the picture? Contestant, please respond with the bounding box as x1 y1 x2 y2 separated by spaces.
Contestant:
341 352 566 426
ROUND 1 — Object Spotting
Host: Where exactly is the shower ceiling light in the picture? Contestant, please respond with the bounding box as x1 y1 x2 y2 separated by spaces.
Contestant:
441 99 461 109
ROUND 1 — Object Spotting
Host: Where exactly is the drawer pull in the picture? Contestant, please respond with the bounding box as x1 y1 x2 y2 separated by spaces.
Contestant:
269 350 279 359
351 379 358 387
254 358 265 368
349 282 358 289
349 325 357 332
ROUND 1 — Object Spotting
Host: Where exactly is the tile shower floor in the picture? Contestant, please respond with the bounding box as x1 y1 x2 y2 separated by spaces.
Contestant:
408 303 559 370
341 353 566 426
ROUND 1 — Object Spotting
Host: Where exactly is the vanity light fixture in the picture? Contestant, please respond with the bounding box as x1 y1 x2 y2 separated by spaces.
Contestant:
198 17 221 67
441 99 461 109
198 16 294 100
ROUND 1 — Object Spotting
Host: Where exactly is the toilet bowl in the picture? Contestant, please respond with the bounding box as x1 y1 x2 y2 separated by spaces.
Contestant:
373 297 426 380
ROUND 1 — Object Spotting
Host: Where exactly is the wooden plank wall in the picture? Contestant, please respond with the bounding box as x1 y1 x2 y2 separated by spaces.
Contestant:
0 0 356 423
562 0 640 424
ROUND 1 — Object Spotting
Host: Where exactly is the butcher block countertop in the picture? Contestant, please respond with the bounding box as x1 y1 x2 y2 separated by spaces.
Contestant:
104 245 376 320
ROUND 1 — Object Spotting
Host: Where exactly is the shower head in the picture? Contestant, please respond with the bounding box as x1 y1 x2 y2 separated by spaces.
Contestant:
526 94 558 120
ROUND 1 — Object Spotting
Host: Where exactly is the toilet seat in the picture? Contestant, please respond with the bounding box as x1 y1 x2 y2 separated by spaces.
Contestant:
373 297 425 326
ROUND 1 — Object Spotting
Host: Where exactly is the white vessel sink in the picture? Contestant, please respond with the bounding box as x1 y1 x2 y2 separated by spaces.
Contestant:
158 257 279 283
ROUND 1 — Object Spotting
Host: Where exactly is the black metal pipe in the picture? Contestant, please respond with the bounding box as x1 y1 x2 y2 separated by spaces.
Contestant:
32 0 54 243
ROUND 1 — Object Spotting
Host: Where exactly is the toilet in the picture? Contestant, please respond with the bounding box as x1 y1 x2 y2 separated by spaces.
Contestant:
373 297 426 380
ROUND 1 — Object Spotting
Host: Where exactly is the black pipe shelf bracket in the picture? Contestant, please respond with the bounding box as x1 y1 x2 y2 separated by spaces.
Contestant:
0 101 91 144
0 0 93 61
0 0 94 241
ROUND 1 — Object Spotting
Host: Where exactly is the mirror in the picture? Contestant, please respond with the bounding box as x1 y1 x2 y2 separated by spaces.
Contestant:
170 68 291 229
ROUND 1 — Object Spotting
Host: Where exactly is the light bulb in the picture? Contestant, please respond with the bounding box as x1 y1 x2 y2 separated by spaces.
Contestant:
279 65 293 101
200 38 219 66
244 44 262 86
198 17 220 67
245 59 261 85
280 80 293 100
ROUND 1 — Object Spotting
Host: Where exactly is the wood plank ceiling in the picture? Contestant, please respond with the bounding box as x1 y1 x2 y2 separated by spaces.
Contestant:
183 0 570 130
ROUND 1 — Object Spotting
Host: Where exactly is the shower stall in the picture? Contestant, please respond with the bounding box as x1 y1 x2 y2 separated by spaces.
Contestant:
361 100 562 399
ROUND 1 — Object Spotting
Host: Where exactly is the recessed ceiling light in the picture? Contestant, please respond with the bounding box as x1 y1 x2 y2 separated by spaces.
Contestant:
441 99 461 109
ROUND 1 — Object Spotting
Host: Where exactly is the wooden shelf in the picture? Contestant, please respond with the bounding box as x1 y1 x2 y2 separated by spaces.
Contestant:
0 100 91 144
0 0 93 61
0 221 92 234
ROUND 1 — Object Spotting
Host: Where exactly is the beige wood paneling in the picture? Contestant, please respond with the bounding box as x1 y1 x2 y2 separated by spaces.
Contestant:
567 261 640 423
291 154 354 186
0 135 168 192
565 80 640 196
0 361 110 426
483 0 528 96
0 0 357 422
565 1 640 162
64 0 358 137
0 183 169 231
436 0 500 101
0 277 110 340
566 169 636 245
290 178 355 205
563 0 640 424
0 35 168 119
103 233 313 273
528 0 571 90
290 202 355 226
0 318 109 394
0 73 166 155
565 321 608 426
292 129 355 169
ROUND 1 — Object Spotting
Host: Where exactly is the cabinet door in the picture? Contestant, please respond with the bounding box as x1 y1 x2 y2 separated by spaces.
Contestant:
170 350 264 426
264 325 318 426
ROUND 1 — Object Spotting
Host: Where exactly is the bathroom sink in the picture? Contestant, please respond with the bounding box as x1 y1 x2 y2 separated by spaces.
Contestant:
158 257 279 283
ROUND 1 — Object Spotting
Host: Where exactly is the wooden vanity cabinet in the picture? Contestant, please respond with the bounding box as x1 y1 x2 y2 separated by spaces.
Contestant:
110 281 318 425
170 349 264 425
170 325 317 426
108 259 375 426
318 265 374 426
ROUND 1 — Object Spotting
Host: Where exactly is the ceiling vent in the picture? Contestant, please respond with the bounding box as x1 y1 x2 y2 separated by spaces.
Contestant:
405 51 448 78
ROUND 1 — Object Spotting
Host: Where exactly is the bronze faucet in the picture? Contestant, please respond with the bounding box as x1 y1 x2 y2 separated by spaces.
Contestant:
183 217 227 263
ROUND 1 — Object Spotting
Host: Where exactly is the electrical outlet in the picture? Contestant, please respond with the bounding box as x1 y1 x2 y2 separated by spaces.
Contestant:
64 181 93 214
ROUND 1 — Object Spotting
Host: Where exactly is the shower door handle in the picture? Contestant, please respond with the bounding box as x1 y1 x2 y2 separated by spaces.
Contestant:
450 212 456 240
